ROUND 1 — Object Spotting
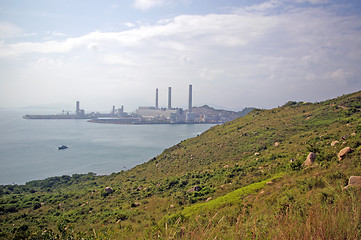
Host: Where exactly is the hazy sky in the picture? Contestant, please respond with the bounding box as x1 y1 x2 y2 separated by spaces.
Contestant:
1 0 361 112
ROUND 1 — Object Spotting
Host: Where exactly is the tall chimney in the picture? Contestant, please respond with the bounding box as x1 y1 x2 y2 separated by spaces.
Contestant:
155 88 159 109
168 87 172 109
188 84 192 113
76 101 80 116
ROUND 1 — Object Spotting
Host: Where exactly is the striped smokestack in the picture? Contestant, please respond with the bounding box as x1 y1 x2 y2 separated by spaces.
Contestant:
188 84 192 113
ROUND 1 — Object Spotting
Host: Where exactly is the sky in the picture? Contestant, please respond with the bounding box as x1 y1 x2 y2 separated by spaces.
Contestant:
0 0 361 112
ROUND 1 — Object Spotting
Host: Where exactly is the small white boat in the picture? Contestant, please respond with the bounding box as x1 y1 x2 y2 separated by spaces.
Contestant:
58 145 68 150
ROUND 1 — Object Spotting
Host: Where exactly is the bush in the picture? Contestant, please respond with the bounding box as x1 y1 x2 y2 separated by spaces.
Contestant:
101 191 110 198
290 160 303 171
2 205 18 213
33 202 41 210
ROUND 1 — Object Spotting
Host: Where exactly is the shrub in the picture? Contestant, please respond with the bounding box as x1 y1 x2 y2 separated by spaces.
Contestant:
33 202 41 210
290 160 303 171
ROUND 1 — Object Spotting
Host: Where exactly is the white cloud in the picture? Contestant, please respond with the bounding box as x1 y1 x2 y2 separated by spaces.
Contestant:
87 43 99 52
133 0 165 11
102 54 135 66
50 31 69 37
124 22 136 28
0 38 80 57
33 57 63 67
295 0 330 4
0 14 279 58
200 68 226 81
244 0 282 12
0 22 22 39
179 55 193 65
328 68 353 81
23 33 37 37
1 2 361 110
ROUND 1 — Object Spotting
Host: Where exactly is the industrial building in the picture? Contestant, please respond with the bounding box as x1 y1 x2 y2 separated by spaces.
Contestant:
186 84 195 122
75 101 85 118
24 84 250 123
135 85 192 123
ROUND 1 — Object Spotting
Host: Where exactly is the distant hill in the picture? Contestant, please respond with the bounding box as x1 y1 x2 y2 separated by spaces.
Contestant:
191 105 254 123
1 91 361 239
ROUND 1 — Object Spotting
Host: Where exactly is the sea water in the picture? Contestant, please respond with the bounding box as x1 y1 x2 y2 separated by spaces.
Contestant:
0 109 214 185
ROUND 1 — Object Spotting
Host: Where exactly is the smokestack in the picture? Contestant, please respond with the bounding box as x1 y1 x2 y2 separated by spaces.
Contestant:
76 101 80 116
155 88 159 109
168 87 172 109
188 84 192 113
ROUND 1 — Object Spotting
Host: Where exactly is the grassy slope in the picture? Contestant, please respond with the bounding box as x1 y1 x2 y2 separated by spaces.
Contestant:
1 91 361 239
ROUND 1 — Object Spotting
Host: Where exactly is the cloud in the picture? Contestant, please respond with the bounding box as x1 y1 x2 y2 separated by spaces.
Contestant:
0 38 80 57
244 0 282 12
239 0 331 15
0 13 279 57
328 68 353 82
124 22 136 28
1 1 361 109
87 43 99 52
1 5 360 69
0 22 22 39
133 0 165 11
49 31 69 37
295 0 330 4
102 54 135 66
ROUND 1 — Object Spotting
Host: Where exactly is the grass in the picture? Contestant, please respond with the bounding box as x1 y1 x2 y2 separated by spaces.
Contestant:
1 90 361 239
162 164 361 240
171 173 284 219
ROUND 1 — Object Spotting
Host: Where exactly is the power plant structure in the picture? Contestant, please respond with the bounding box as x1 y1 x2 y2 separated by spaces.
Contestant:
24 84 194 123
24 100 127 120
155 88 159 109
186 84 195 122
168 87 172 110
24 84 196 123
75 101 85 118
24 83 250 124
135 84 193 123
188 84 192 112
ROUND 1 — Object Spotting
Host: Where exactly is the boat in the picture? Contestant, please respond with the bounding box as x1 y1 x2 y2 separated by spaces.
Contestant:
58 145 68 150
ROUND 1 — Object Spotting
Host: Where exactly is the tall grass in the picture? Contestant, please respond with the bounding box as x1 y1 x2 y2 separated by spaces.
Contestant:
271 191 360 239
162 187 361 240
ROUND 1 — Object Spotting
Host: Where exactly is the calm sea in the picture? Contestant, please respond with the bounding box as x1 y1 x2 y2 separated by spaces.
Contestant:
0 109 214 185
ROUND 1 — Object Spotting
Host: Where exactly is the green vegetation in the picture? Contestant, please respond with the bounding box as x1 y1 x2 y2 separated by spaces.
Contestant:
1 91 361 239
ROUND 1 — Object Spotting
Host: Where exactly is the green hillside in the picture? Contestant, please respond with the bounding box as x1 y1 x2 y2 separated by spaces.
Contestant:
1 91 361 239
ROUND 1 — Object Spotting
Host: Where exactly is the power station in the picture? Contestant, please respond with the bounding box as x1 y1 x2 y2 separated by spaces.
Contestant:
24 84 195 123
135 84 193 123
186 84 195 122
24 84 248 124
168 87 172 110
155 88 159 109
23 82 253 124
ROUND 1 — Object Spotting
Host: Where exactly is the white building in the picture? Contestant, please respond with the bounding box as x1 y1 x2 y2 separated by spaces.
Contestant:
136 107 184 123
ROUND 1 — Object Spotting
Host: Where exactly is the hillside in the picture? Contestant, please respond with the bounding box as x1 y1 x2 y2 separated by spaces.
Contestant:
1 91 361 239
190 105 254 123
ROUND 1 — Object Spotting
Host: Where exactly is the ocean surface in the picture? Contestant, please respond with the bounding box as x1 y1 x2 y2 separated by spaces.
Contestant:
0 109 214 185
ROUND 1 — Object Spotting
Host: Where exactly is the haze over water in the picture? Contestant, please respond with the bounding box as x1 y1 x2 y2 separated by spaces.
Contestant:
0 109 214 185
